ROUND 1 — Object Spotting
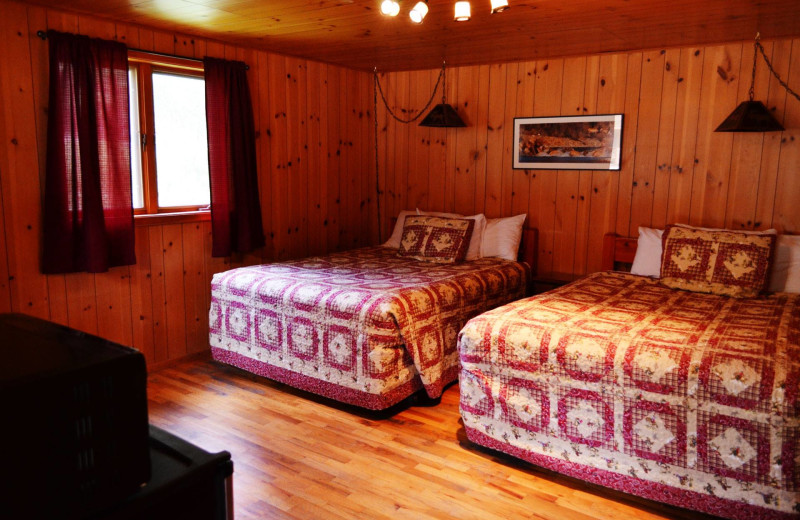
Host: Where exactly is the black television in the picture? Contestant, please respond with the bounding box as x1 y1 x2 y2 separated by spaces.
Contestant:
0 313 151 518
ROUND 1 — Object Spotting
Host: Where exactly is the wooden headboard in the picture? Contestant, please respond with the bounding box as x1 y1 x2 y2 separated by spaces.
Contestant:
520 227 538 276
601 232 637 271
386 217 538 274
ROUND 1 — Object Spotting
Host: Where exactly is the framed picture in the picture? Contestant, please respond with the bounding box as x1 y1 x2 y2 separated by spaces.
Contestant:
513 114 623 170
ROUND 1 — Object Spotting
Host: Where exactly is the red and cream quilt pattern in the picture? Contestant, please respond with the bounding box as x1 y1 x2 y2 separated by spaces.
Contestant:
210 246 528 410
459 271 800 519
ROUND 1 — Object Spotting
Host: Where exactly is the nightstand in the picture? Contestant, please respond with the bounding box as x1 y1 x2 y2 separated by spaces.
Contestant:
529 273 578 295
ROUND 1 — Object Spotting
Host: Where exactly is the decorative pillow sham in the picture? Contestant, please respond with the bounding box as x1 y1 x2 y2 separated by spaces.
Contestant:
659 224 776 297
417 209 486 261
398 215 474 263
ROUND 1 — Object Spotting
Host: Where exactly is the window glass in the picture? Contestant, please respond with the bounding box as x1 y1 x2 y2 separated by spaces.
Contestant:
151 72 210 208
128 67 144 209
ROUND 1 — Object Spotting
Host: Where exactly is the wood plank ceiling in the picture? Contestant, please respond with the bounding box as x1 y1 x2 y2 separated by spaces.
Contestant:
14 0 800 71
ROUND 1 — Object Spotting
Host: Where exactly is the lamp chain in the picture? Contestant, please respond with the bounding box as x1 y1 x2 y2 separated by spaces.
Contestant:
754 33 800 103
373 63 446 124
442 65 447 104
374 71 382 242
748 36 757 101
373 62 446 241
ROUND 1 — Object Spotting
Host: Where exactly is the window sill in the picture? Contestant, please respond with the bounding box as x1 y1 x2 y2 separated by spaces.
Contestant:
134 210 211 227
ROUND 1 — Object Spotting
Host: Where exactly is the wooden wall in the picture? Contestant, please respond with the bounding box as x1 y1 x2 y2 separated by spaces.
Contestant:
376 39 800 277
0 0 376 367
3 0 800 368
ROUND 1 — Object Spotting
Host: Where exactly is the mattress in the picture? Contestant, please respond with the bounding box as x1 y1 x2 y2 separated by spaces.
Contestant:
210 246 528 409
458 271 800 519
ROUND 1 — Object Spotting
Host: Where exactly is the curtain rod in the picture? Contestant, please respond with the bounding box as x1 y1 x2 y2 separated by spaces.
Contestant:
35 30 249 70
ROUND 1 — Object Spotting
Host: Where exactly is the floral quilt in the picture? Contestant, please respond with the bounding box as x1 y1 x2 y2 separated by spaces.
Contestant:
459 271 800 519
210 246 528 410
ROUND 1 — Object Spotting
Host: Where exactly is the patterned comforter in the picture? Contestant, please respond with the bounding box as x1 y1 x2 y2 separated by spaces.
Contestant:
210 246 528 409
459 271 800 519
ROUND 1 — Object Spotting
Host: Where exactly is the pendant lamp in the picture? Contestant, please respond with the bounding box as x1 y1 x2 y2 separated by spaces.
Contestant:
715 33 786 132
715 101 784 132
420 64 466 127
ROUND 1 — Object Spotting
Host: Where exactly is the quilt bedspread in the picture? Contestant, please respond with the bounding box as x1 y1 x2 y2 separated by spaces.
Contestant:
458 271 800 519
210 246 528 409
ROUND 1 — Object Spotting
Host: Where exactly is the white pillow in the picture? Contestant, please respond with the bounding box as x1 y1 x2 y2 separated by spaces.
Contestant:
416 209 486 261
481 214 526 261
630 227 664 277
384 210 416 248
768 234 800 293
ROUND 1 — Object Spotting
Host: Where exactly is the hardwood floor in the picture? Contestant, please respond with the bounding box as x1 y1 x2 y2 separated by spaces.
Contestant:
147 360 719 520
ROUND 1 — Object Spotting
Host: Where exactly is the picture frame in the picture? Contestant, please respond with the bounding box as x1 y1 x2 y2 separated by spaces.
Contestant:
512 114 623 170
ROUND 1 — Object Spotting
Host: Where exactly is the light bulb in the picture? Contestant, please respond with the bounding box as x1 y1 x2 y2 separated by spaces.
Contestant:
490 0 509 13
409 1 429 23
454 1 471 21
380 0 400 17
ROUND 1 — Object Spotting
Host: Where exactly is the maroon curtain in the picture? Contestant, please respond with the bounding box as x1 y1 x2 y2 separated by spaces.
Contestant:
42 31 135 274
204 57 265 257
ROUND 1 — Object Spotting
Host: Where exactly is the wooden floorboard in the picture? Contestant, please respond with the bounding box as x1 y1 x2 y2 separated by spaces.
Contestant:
147 360 721 520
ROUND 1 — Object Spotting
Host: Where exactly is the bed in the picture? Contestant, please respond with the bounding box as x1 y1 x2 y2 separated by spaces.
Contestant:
210 215 536 410
458 227 800 519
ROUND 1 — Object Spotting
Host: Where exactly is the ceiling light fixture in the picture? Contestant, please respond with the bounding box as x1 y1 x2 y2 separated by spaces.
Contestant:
490 0 509 13
382 1 508 24
380 0 400 17
409 1 429 23
454 1 471 21
715 33 797 132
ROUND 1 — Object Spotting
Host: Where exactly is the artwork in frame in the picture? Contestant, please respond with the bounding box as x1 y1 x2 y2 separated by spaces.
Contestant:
513 114 623 170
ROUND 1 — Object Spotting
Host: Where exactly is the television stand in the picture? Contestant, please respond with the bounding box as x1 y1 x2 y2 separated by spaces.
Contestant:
91 425 233 520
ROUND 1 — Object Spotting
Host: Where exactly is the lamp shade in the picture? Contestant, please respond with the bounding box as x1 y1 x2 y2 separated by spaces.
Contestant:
491 0 509 13
410 1 428 23
380 0 400 17
419 104 466 127
454 1 471 21
715 100 785 132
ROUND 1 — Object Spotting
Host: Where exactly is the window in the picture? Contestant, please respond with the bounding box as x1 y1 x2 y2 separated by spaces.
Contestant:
128 51 210 214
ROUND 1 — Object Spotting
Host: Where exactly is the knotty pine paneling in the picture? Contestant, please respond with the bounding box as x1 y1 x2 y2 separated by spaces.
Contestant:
4 0 800 368
9 0 800 72
0 0 375 367
377 38 800 277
